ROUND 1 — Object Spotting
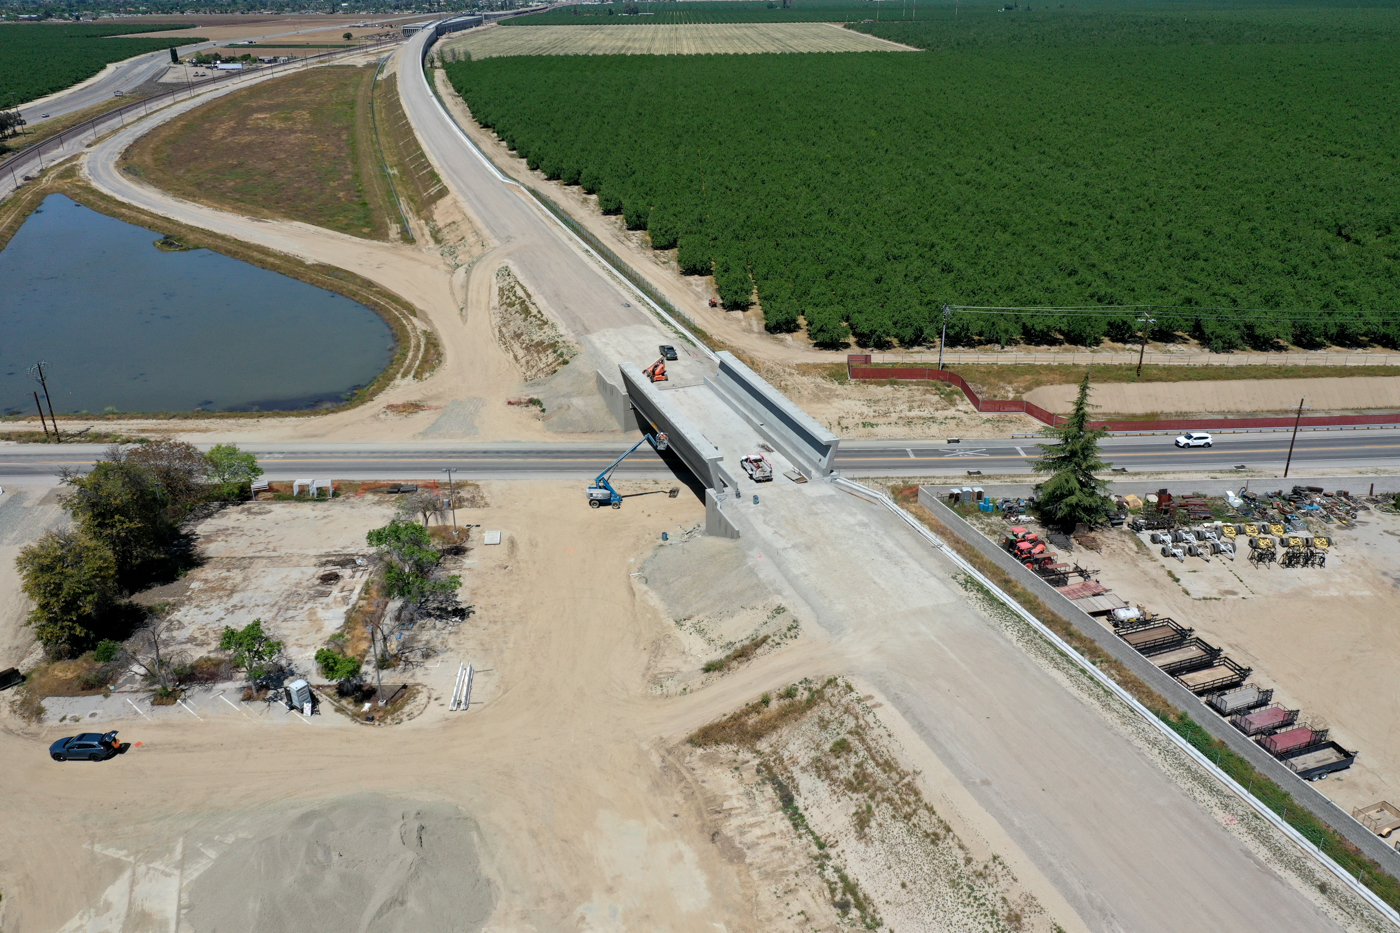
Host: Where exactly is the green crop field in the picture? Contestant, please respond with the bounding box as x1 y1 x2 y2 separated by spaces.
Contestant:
0 23 196 107
450 3 1400 352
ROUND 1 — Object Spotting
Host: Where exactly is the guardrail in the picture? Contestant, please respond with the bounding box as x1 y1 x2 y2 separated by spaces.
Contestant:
828 475 1400 922
1 36 404 190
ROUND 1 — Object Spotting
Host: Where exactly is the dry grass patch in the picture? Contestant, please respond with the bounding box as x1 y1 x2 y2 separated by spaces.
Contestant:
686 678 1068 931
123 66 396 239
492 265 577 380
700 634 769 673
373 72 446 227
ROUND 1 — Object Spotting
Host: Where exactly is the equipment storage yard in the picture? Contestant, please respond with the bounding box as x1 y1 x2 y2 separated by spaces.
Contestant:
1016 489 1400 816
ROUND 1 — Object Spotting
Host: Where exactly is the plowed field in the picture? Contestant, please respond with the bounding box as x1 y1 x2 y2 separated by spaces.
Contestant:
441 23 913 58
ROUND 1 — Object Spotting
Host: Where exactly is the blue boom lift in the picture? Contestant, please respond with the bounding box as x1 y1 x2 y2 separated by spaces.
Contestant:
587 433 669 508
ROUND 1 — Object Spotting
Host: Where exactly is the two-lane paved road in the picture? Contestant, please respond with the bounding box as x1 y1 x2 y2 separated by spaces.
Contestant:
4 429 1400 484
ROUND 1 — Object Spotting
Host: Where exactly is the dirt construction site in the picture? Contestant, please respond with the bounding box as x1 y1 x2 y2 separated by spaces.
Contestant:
5 472 1399 932
6 25 1400 933
0 481 1089 933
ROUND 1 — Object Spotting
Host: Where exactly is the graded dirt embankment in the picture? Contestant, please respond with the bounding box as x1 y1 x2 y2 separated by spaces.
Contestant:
1026 375 1400 416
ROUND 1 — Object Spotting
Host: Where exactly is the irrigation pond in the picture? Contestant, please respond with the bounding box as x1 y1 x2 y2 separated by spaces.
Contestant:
1 195 395 416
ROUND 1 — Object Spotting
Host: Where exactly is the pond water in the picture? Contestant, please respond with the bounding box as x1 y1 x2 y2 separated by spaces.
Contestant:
1 195 396 415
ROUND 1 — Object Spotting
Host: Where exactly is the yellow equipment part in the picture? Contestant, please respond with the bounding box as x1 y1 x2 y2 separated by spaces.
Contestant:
1255 536 1275 548
1222 525 1237 538
1270 523 1285 536
1286 536 1304 549
1244 523 1259 535
1315 538 1330 550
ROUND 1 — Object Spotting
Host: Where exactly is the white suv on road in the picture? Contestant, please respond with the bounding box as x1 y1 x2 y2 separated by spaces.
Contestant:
1175 432 1213 448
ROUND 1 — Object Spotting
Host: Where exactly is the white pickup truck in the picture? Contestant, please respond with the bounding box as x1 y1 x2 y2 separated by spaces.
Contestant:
740 455 773 483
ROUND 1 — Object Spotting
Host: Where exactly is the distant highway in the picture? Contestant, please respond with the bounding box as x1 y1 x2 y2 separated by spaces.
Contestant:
18 21 411 127
2 429 1399 484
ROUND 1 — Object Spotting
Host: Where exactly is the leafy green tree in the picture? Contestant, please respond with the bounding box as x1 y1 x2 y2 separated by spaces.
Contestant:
315 647 362 682
343 31 353 40
1032 373 1113 530
16 530 119 658
60 454 173 581
218 619 284 680
0 108 26 140
205 443 264 497
366 519 461 602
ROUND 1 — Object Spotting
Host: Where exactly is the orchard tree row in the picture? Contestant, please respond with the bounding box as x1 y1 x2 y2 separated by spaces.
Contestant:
445 20 1399 350
0 23 196 107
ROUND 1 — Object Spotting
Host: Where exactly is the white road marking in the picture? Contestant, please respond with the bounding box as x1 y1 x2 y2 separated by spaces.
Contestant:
176 699 203 721
906 448 915 459
1015 446 1027 456
219 694 254 720
125 698 152 721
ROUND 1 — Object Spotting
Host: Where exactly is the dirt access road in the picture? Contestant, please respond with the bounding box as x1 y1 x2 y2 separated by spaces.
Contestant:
75 51 614 446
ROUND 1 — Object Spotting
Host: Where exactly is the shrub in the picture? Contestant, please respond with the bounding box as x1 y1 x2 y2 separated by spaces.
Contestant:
315 647 363 682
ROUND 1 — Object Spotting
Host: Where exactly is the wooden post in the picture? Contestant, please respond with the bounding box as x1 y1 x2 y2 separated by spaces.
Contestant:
33 391 50 438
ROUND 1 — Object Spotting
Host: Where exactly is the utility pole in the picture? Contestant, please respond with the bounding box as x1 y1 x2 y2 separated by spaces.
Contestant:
937 303 952 371
29 362 58 443
1283 397 1306 479
441 467 458 536
1135 308 1153 378
371 619 385 707
33 391 50 439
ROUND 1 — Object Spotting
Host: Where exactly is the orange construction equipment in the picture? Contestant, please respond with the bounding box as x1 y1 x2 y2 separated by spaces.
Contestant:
643 358 668 383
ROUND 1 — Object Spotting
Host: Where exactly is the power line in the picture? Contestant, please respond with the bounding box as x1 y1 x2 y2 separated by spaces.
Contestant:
951 303 1361 318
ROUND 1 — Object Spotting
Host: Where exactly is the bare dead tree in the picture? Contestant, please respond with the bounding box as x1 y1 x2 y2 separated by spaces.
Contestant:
398 490 444 527
122 612 187 692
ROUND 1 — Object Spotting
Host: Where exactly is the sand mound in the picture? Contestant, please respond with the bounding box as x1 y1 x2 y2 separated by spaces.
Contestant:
185 794 494 933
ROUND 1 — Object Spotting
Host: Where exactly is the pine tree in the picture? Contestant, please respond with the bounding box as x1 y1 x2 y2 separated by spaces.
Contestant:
1032 373 1112 530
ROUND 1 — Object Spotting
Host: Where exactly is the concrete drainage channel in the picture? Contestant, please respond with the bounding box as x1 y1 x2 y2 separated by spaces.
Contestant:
835 477 1400 924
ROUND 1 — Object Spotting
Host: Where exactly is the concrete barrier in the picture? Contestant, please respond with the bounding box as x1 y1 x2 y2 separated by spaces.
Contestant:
917 486 1400 880
705 489 740 538
707 351 840 478
595 369 631 430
